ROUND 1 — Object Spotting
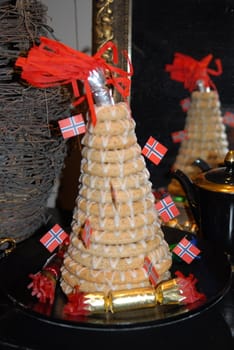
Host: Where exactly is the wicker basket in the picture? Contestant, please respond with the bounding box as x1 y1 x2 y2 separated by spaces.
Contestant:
0 0 71 242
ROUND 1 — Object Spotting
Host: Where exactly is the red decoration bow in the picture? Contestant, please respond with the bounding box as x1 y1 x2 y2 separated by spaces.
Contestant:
15 37 133 125
28 237 70 305
165 52 222 92
174 270 206 304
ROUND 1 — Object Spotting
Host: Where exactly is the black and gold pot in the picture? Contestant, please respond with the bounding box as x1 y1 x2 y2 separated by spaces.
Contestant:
0 237 16 259
171 150 234 257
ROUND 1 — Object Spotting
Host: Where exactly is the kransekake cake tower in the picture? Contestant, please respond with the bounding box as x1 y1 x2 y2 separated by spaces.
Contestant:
60 70 172 295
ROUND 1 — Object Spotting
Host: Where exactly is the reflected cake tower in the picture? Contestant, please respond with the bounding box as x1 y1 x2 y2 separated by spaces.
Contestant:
165 53 229 195
60 101 172 295
168 89 229 195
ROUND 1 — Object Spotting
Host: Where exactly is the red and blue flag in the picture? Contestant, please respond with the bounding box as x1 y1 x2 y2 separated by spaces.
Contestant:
81 219 92 248
180 97 191 112
171 130 188 143
143 256 159 286
40 224 69 253
223 111 234 127
58 114 86 139
142 136 168 165
172 237 201 264
155 194 180 222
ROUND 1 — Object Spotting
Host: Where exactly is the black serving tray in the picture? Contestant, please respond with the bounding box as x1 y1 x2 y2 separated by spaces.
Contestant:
0 226 232 331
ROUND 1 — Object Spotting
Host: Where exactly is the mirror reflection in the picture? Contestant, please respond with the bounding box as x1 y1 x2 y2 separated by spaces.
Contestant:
131 0 234 189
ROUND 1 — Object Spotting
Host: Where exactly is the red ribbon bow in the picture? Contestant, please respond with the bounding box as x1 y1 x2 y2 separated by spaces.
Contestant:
165 52 222 92
15 37 133 125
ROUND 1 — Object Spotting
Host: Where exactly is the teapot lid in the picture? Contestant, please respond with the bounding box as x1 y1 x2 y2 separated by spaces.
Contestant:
194 150 234 193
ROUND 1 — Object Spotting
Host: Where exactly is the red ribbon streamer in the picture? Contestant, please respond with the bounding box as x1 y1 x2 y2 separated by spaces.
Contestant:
165 52 222 92
15 37 133 125
28 237 70 305
174 270 206 304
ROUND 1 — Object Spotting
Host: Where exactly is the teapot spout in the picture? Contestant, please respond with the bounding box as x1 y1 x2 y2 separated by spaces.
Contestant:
192 158 211 172
171 169 200 226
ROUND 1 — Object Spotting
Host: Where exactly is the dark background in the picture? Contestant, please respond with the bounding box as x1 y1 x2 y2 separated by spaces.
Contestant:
131 0 234 189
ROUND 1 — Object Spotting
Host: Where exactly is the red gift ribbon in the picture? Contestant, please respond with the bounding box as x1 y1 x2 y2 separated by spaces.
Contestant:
165 52 222 92
15 37 133 125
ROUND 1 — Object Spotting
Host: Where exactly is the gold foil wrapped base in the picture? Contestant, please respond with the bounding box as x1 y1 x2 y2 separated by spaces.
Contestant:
63 271 206 316
109 288 157 313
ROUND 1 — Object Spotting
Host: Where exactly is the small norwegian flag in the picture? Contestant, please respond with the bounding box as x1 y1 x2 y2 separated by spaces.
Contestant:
171 130 188 143
81 219 92 248
142 136 168 165
143 256 159 286
58 114 86 139
172 237 201 264
223 111 234 127
40 224 69 253
180 97 191 112
155 194 180 222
